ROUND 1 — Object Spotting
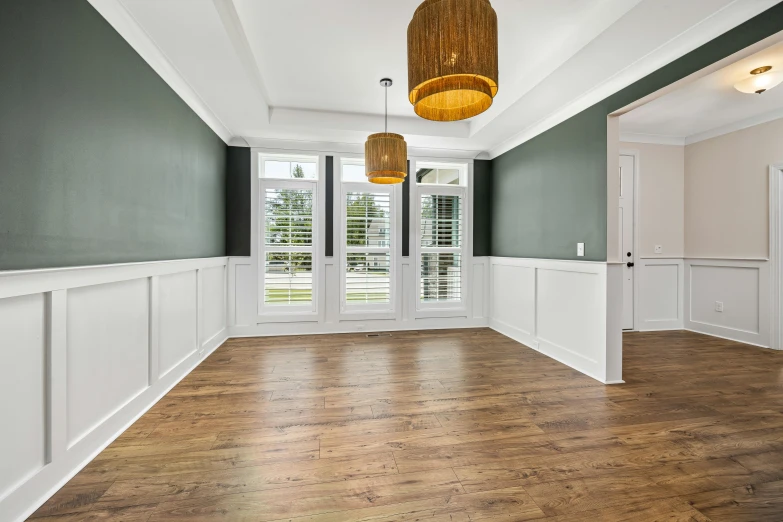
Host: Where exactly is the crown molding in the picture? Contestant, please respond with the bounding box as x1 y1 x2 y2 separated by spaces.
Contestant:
685 106 783 145
88 0 234 143
269 107 471 139
239 137 486 160
620 132 686 146
211 0 271 119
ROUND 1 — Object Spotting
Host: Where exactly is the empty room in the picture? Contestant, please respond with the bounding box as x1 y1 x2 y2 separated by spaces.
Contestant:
3 1 783 521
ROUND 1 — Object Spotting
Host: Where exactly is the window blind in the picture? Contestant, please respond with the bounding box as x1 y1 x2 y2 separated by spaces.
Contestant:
263 187 314 306
420 194 463 302
345 191 392 305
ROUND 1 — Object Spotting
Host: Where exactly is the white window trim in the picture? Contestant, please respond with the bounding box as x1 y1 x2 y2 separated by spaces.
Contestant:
337 157 401 320
252 150 326 323
411 159 472 317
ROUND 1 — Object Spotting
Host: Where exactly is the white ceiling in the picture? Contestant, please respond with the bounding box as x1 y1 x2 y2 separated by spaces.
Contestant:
620 39 783 144
92 0 780 157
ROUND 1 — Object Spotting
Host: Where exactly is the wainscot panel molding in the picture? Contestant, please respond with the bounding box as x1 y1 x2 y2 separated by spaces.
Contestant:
488 257 623 384
0 257 229 522
637 258 685 331
226 256 490 336
684 258 770 347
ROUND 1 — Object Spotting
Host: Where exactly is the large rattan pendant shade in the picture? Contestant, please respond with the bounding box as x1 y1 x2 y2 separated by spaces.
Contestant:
408 0 498 121
366 79 407 184
366 132 407 184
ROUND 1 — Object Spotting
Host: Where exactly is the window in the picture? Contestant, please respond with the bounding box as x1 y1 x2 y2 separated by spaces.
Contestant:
259 155 318 312
416 162 467 306
263 158 317 179
341 159 395 312
416 166 464 185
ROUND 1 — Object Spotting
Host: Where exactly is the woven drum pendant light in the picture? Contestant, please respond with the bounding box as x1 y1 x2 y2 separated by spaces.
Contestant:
366 79 407 184
408 0 498 121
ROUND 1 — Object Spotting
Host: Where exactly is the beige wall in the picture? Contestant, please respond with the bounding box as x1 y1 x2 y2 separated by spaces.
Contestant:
684 118 782 259
620 142 685 258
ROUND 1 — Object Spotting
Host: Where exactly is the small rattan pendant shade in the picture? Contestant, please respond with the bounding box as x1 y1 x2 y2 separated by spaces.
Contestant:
365 132 407 184
408 0 498 121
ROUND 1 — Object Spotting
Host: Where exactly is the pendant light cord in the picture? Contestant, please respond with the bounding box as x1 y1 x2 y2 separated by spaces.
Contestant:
384 84 388 133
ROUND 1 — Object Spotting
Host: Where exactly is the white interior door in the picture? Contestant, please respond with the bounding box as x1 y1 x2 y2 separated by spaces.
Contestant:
620 154 635 330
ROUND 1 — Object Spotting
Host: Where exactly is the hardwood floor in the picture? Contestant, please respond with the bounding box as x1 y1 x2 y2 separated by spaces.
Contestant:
29 329 783 521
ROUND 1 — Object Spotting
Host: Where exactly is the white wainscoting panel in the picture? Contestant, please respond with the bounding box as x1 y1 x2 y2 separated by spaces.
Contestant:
685 259 769 347
201 265 227 347
0 257 228 522
66 280 150 448
227 256 490 337
489 257 621 384
490 263 536 346
0 294 47 501
637 258 684 331
158 271 198 378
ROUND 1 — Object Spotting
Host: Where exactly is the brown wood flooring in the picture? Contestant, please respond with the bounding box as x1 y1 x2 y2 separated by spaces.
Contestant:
29 329 783 521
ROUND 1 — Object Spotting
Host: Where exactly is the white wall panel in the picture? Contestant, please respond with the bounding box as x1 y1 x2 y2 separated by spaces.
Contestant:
0 294 46 500
488 258 619 384
637 259 683 330
686 259 769 346
66 280 150 447
201 265 226 346
0 258 229 522
158 271 198 377
233 263 255 326
491 263 535 342
690 265 759 333
472 260 487 320
537 268 602 367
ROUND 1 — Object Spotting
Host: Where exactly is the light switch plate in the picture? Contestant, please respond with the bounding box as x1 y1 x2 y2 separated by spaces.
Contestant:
577 243 585 257
654 245 663 254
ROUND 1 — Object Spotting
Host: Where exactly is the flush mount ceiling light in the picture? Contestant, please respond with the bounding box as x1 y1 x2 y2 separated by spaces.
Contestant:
365 79 408 184
407 0 498 121
734 65 783 94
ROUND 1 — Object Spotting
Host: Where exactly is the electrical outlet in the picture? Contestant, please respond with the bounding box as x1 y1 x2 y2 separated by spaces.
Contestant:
715 301 724 313
577 243 585 257
654 245 663 254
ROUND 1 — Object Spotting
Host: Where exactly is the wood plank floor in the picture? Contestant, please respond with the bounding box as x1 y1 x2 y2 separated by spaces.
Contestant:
29 329 783 521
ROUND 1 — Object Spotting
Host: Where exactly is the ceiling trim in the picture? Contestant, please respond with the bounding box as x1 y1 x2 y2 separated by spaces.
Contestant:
240 137 488 160
685 106 783 145
487 0 779 159
268 108 471 139
88 0 234 143
620 133 686 146
211 0 271 121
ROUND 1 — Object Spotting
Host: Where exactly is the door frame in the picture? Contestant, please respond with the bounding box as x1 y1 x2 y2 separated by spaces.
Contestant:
620 149 641 331
770 163 783 350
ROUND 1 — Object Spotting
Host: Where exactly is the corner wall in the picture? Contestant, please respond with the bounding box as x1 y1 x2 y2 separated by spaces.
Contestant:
681 119 780 347
625 117 779 346
487 2 783 378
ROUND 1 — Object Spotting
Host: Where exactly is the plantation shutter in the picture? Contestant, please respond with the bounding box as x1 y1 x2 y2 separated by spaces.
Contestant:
420 194 463 302
345 191 392 304
263 187 314 306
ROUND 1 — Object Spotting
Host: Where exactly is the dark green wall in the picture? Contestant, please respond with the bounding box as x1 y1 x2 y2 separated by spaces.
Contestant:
490 1 783 261
472 159 492 257
0 0 227 270
492 108 607 261
226 147 251 257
